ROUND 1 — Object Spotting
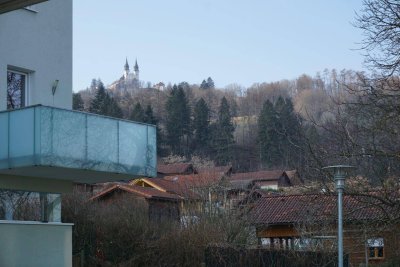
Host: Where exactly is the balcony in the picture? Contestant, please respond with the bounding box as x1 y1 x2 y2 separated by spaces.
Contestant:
0 0 48 14
0 105 157 183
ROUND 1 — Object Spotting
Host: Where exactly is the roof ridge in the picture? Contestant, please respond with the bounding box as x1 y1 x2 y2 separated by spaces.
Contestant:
258 193 334 199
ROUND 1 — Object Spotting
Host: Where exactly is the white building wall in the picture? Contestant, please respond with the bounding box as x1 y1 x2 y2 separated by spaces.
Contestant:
0 0 72 111
0 221 73 267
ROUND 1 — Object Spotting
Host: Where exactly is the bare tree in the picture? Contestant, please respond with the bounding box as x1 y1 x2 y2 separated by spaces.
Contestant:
355 0 400 77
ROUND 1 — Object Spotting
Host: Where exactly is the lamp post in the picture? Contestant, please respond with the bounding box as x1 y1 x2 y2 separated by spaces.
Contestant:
323 165 353 267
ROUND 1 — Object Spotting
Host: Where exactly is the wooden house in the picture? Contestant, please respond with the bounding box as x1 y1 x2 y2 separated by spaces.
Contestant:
90 184 181 223
197 165 233 176
250 193 400 266
132 171 229 215
229 170 302 190
226 170 303 211
157 163 196 178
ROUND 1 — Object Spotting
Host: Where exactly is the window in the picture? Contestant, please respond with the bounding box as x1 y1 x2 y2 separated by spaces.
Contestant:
7 70 27 110
0 190 61 222
368 238 384 259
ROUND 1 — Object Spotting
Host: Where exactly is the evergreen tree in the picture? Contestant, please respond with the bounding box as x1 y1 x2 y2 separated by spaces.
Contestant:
143 104 163 155
258 100 280 167
200 80 209 89
258 97 302 168
105 94 123 118
274 96 302 167
144 104 157 125
129 103 145 122
89 78 97 91
89 80 107 115
178 81 191 91
72 93 84 111
206 77 215 89
212 97 235 165
193 98 210 154
165 85 191 155
89 80 122 118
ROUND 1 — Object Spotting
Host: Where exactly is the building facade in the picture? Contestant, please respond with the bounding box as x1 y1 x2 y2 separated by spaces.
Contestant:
0 1 156 266
251 194 400 266
108 58 141 92
0 0 72 110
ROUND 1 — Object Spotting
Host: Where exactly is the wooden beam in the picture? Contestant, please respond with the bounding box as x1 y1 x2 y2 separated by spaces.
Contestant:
0 0 48 14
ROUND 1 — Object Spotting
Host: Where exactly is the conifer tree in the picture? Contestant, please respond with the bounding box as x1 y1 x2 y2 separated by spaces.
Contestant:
212 97 235 165
274 96 302 167
165 85 191 155
258 97 302 168
143 104 163 155
89 80 122 118
72 93 84 111
89 78 97 91
258 100 280 167
193 98 210 154
200 80 209 89
129 103 145 122
89 80 107 115
206 77 215 89
104 95 123 118
144 104 156 125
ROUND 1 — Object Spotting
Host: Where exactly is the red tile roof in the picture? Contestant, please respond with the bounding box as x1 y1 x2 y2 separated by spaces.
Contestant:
157 163 194 175
163 172 224 188
90 184 182 201
230 170 285 181
251 194 389 225
132 172 226 200
131 178 201 200
284 170 303 185
197 165 232 175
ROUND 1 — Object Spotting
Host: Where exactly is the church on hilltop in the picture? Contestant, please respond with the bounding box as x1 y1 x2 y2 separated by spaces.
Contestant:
108 58 141 92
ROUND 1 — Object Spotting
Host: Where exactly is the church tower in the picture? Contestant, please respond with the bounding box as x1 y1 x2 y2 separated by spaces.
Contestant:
124 57 130 79
134 58 139 80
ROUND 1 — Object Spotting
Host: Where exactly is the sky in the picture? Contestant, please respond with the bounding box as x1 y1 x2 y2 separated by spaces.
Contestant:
73 0 365 92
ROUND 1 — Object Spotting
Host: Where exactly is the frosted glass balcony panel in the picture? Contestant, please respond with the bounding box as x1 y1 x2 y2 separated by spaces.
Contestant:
147 126 157 175
39 107 87 167
0 113 8 168
87 116 118 169
0 105 157 182
9 109 35 164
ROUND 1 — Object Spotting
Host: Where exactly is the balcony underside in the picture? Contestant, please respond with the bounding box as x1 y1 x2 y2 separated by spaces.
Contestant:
0 0 48 14
0 165 140 184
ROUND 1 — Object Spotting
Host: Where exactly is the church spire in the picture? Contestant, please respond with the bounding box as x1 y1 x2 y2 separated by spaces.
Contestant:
134 58 139 72
124 57 130 72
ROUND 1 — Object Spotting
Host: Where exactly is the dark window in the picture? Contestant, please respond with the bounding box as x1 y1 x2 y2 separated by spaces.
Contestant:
7 70 26 110
367 238 384 259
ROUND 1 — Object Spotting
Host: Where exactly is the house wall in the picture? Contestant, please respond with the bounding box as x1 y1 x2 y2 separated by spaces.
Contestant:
257 224 400 267
96 190 181 223
0 0 72 111
0 220 73 267
148 199 180 222
258 225 298 238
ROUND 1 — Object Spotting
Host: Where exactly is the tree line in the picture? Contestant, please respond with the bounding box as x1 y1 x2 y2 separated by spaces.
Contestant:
74 73 307 171
72 0 400 183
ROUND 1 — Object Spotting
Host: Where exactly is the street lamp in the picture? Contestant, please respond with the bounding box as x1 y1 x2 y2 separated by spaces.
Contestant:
323 165 353 267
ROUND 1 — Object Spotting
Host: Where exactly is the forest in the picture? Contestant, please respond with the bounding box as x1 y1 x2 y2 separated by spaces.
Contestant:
73 69 390 179
71 0 400 190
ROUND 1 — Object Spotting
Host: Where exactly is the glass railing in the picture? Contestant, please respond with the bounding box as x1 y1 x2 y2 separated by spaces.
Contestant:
0 105 157 179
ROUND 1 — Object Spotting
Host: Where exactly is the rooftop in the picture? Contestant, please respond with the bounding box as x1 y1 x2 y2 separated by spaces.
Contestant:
157 163 195 175
251 193 389 226
91 184 182 201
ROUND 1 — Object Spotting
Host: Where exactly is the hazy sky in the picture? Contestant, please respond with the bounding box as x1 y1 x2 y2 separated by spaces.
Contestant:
73 0 364 91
